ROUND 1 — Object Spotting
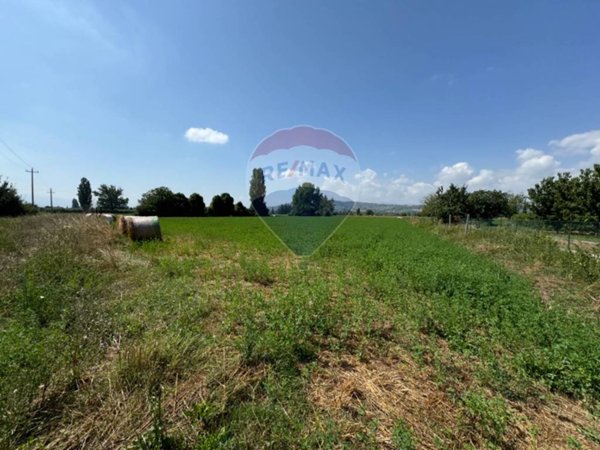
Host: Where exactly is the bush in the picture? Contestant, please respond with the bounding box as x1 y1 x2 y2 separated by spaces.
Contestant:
0 177 26 216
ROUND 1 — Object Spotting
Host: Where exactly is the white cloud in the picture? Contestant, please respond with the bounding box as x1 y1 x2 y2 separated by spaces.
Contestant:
496 148 559 192
436 162 474 186
185 127 229 145
321 169 435 204
550 130 600 164
296 129 597 205
515 148 557 174
467 169 497 189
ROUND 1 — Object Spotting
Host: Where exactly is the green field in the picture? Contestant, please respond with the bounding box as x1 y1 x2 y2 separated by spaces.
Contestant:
1 215 599 449
261 216 347 255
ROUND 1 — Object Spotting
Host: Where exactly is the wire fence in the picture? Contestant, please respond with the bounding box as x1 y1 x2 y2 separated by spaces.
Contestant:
467 218 600 237
426 215 600 250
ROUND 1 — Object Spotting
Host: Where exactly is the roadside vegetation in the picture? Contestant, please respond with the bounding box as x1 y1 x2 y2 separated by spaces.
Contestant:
1 215 599 449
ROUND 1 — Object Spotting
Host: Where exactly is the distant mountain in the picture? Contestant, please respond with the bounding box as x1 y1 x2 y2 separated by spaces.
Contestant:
265 188 421 215
265 188 353 207
337 201 422 215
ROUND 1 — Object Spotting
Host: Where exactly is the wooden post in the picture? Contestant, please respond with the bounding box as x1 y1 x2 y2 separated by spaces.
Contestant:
464 213 470 234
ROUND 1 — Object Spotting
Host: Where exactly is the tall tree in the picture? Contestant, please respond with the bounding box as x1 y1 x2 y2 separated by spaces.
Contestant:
291 183 332 216
189 193 206 216
318 195 334 216
467 190 510 220
209 193 235 216
93 184 129 212
77 177 93 211
173 193 191 216
71 198 80 209
249 168 269 216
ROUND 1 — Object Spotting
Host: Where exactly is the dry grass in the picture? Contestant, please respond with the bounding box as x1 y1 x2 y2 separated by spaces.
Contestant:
310 349 599 449
310 350 459 449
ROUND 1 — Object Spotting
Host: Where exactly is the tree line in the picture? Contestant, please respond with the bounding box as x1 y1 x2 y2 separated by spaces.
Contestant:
421 185 524 221
3 163 598 221
422 163 600 222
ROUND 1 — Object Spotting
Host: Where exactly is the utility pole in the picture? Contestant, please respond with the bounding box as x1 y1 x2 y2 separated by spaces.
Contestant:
48 188 54 211
25 168 39 205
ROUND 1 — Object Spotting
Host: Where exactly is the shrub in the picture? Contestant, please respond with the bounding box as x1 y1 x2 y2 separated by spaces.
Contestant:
0 177 26 216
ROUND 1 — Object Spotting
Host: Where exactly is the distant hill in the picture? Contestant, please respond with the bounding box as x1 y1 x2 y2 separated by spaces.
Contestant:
265 188 421 215
337 201 422 215
265 188 353 207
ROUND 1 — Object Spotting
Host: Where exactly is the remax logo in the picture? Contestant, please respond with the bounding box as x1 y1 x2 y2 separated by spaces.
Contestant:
246 125 361 255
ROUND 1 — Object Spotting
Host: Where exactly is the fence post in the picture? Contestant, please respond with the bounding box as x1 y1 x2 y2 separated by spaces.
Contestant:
567 224 572 251
464 214 470 234
449 214 452 226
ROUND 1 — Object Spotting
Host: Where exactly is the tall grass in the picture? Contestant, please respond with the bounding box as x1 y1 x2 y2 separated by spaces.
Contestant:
0 215 121 447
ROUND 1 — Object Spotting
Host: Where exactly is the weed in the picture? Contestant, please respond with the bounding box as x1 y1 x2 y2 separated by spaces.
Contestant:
392 419 416 450
460 390 511 445
134 388 182 450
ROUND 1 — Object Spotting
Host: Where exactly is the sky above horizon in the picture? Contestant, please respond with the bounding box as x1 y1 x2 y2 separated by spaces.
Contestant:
1 0 599 207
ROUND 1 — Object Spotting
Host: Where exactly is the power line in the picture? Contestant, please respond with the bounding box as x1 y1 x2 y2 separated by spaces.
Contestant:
0 136 32 168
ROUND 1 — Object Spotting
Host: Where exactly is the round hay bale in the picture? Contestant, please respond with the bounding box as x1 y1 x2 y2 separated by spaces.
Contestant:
119 216 162 241
117 215 129 235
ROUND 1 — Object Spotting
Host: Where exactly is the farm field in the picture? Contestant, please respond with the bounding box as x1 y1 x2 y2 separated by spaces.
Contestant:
1 215 600 449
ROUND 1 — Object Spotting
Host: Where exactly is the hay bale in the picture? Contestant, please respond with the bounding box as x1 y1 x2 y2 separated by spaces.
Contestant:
118 216 162 241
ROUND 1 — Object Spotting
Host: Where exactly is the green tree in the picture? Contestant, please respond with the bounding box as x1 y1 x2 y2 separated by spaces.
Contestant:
234 201 251 216
365 209 375 216
528 165 600 222
77 177 93 211
275 203 292 215
71 198 80 209
421 184 469 221
138 187 186 216
507 194 528 217
467 190 510 220
291 183 332 216
249 168 269 216
173 193 191 216
93 184 129 212
0 176 25 216
318 196 334 216
209 193 235 216
189 193 206 216
578 165 600 222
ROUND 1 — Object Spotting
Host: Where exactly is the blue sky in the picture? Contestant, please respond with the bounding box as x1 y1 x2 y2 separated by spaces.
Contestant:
1 0 599 206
